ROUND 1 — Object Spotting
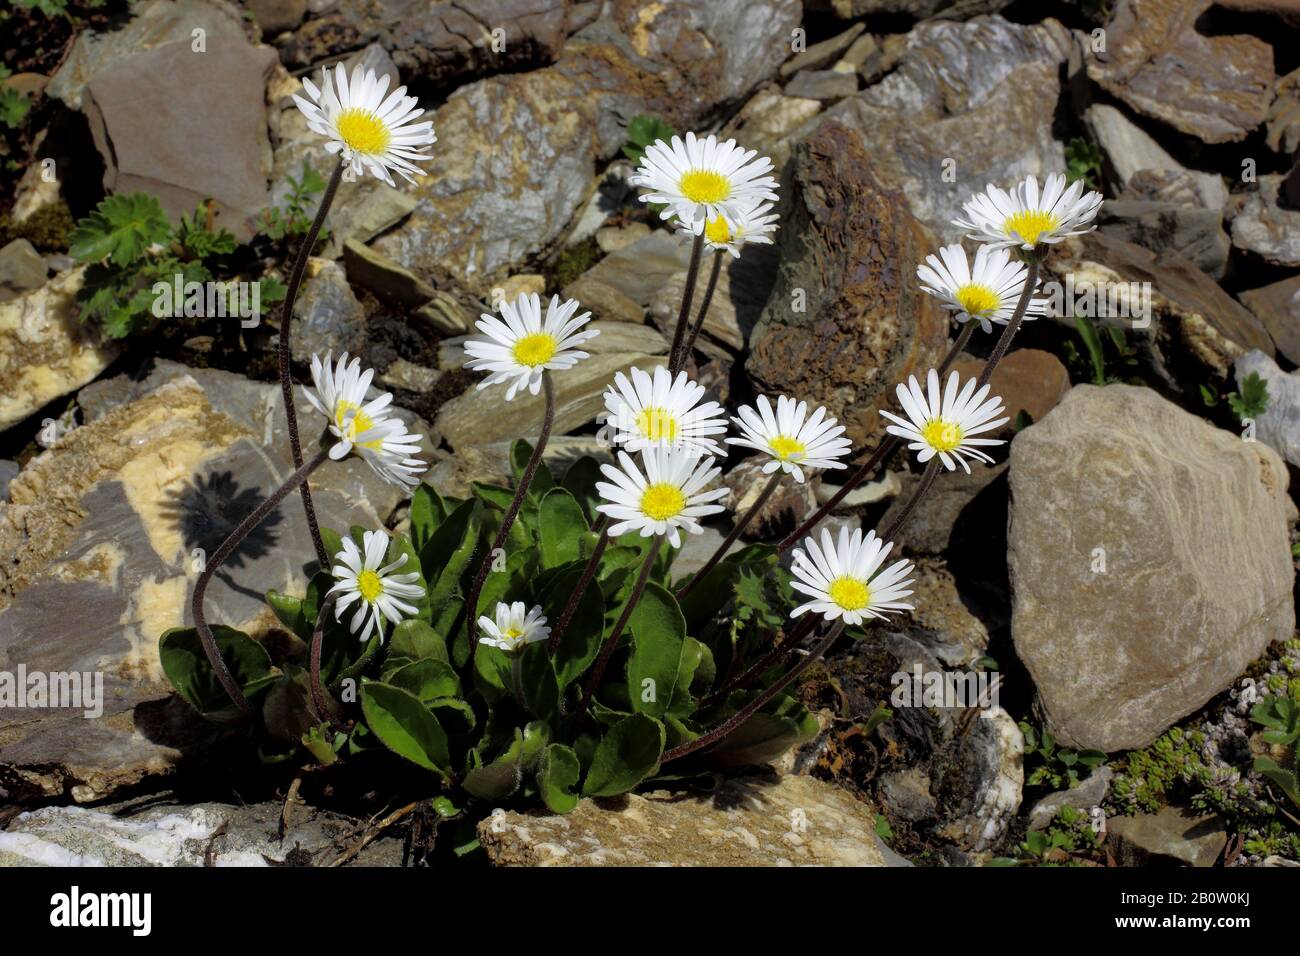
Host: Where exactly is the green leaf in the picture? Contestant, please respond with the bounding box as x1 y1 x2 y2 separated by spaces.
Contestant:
386 658 461 702
561 455 605 521
537 743 582 814
1229 371 1270 421
409 482 447 553
387 619 449 664
462 722 550 801
266 589 306 638
582 714 666 797
159 626 275 723
510 438 555 500
708 694 819 767
626 582 686 719
1074 315 1107 386
519 640 559 721
69 193 173 266
538 488 588 567
359 681 451 777
541 563 607 690
421 498 482 618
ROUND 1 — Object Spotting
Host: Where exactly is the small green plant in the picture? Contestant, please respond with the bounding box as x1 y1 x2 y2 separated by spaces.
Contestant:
1110 725 1210 814
1019 720 1106 790
1227 372 1269 423
1066 315 1139 386
0 65 32 128
1065 136 1104 193
259 161 331 241
1250 695 1300 809
622 114 675 165
989 807 1100 866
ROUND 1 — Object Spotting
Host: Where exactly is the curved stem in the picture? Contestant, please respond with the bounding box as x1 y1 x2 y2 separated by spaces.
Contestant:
879 456 941 543
667 234 705 375
309 592 342 727
663 620 845 763
976 256 1040 388
572 536 663 727
547 527 609 655
278 160 344 571
466 372 556 660
675 251 722 371
776 319 976 554
702 613 817 707
192 447 330 714
676 469 782 600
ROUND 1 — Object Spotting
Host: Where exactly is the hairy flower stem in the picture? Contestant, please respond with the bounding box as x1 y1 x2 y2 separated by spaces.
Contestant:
193 447 330 715
676 469 783 601
547 525 609 655
572 536 663 727
466 372 556 661
278 160 344 571
777 320 977 553
309 592 342 727
880 456 941 543
667 233 706 375
702 613 817 707
977 255 1040 388
663 620 845 764
674 252 722 372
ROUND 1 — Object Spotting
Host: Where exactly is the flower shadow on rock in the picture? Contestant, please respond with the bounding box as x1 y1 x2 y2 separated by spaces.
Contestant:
160 470 284 573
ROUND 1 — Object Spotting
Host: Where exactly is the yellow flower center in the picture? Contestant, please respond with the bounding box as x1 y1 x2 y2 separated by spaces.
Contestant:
357 569 383 603
511 332 558 367
953 283 1001 316
679 169 731 204
335 108 391 156
769 435 806 461
1002 210 1059 246
921 418 964 453
334 400 384 451
640 482 686 522
504 626 524 641
827 576 870 612
704 216 733 244
636 406 679 443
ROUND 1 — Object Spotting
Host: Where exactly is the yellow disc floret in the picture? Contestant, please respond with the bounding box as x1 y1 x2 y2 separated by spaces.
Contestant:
953 283 1001 316
1002 210 1059 246
511 332 558 367
334 400 384 451
640 482 686 521
769 435 806 461
921 418 964 453
704 217 733 245
827 576 870 612
636 406 679 443
335 108 391 156
357 569 383 603
679 169 731 204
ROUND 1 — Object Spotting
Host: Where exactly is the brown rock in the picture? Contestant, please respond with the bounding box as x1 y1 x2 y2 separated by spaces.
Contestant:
1240 275 1300 366
951 349 1070 433
1087 0 1274 144
1108 806 1228 867
746 120 947 449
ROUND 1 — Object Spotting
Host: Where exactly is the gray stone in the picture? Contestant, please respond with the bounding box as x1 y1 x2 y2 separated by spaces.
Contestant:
1087 0 1274 144
1097 200 1230 280
1235 351 1300 468
380 358 441 393
0 363 429 803
1082 104 1227 212
729 90 823 171
881 462 1007 557
290 258 367 364
1232 175 1300 268
478 772 899 866
1266 65 1300 156
1027 767 1113 831
648 243 779 359
879 767 938 823
564 229 691 325
244 0 305 35
807 0 1011 16
425 435 611 500
0 239 47 293
1108 806 1227 867
0 460 17 501
341 238 435 310
935 706 1024 852
1240 276 1300 366
781 22 866 77
1008 384 1294 752
783 69 857 102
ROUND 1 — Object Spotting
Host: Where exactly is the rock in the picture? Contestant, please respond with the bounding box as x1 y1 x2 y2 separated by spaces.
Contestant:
244 0 305 35
807 0 1011 16
780 22 866 77
341 238 435 310
1097 199 1230 279
1086 0 1274 144
813 471 901 510
1266 66 1300 156
730 89 822 171
881 462 1008 559
878 767 937 823
372 0 801 293
807 16 1072 241
379 358 441 393
290 258 367 364
0 460 17 501
904 557 996 667
1008 384 1294 752
1042 232 1274 385
1082 104 1228 212
649 243 779 358
722 458 817 540
426 436 611 500
0 238 47 294
564 230 691 325
566 162 635 246
936 707 1024 853
1107 806 1227 867
0 363 426 803
950 348 1070 433
0 267 120 433
671 523 727 580
495 274 547 305
1234 351 1300 468
478 772 899 866
1231 175 1300 268
747 120 947 449
1240 276 1300 366
0 798 401 866
594 223 650 255
1027 767 1113 831
80 30 278 240
783 69 857 102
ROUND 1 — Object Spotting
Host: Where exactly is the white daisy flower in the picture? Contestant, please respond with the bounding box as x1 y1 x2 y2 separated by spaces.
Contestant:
595 447 727 549
953 172 1102 251
476 601 550 654
677 201 780 258
328 530 425 643
603 365 728 457
917 243 1048 334
631 132 779 235
879 369 1009 474
789 526 915 626
726 395 853 484
304 352 428 489
463 292 599 401
292 62 436 186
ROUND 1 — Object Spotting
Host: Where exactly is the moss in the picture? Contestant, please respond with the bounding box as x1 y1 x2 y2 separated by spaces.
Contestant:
546 235 603 293
0 201 75 253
